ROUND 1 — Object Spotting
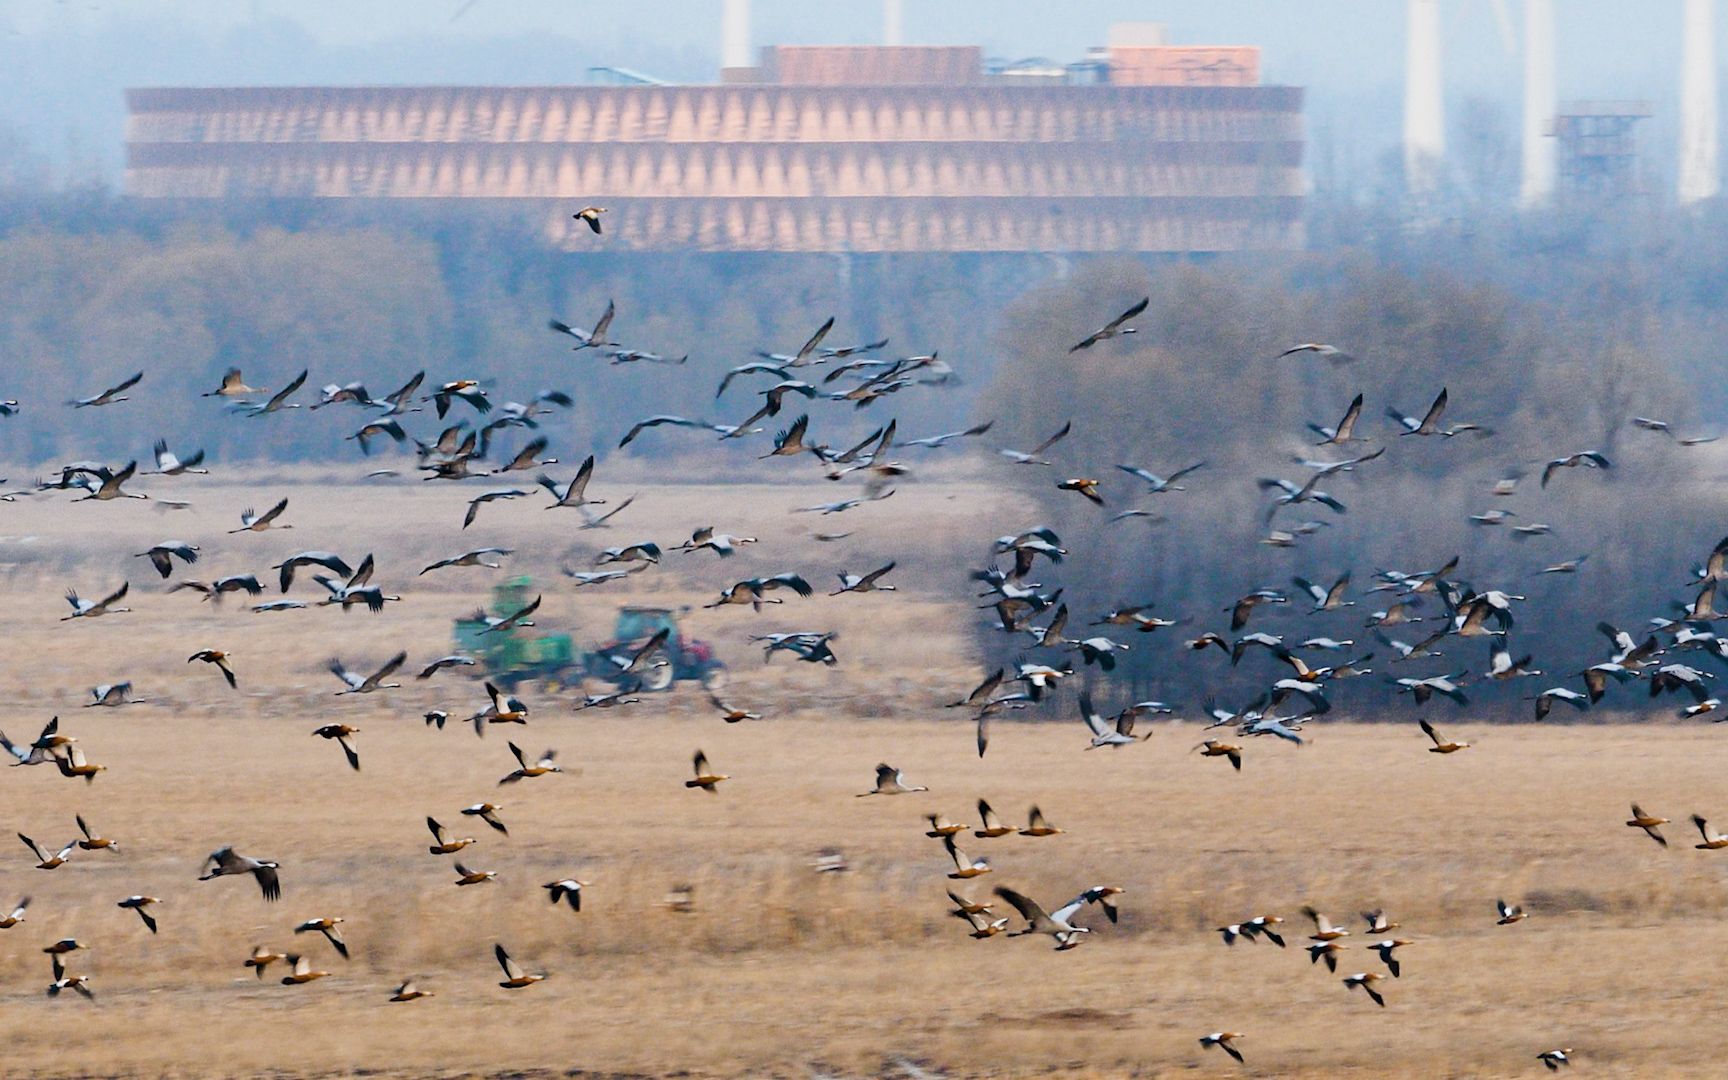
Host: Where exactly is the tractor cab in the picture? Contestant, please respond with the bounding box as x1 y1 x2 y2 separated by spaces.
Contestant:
587 605 724 692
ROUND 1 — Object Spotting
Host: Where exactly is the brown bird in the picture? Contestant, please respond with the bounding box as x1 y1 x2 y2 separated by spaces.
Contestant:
453 862 497 886
1199 1031 1246 1064
244 944 287 978
54 745 106 784
1306 940 1348 972
279 954 332 985
75 815 118 853
709 693 762 723
310 724 361 772
294 916 350 959
943 835 991 879
1627 804 1670 847
187 649 238 689
1195 739 1243 771
572 206 608 234
494 943 545 988
462 803 509 835
1419 718 1469 754
1057 478 1105 506
203 367 265 398
20 834 74 870
390 979 434 1002
1343 971 1386 1006
426 817 476 855
1018 805 1065 837
1361 909 1399 934
0 896 28 928
1693 814 1728 850
498 742 561 785
684 749 729 793
1370 938 1413 977
925 813 968 838
47 954 93 999
664 883 696 913
973 799 1015 838
117 895 161 934
1303 906 1351 941
544 878 587 912
1496 898 1530 925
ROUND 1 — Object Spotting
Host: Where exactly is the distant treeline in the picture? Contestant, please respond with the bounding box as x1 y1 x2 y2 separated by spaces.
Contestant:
0 192 1053 468
975 207 1728 718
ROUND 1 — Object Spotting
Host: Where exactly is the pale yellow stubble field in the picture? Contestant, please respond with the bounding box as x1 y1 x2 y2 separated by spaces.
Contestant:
0 474 1723 1078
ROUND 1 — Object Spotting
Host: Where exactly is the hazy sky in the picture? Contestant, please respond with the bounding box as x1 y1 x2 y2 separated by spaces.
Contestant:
0 1 1699 185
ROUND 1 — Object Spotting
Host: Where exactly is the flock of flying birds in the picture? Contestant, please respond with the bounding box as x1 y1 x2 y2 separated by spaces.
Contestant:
2 237 1718 1072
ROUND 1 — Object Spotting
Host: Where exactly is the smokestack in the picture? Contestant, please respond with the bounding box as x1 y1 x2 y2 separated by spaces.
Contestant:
884 0 904 46
1404 0 1446 196
1520 0 1556 208
722 0 751 72
1680 0 1721 205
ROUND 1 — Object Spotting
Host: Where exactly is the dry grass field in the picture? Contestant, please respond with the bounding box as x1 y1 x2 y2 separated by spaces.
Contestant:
0 475 1722 1078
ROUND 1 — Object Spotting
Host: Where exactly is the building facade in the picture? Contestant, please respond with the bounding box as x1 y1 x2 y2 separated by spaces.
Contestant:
124 48 1305 253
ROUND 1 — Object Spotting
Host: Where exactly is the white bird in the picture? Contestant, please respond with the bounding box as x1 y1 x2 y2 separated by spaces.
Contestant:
831 562 897 595
62 582 130 621
1115 461 1204 493
538 456 602 510
549 299 616 350
463 488 530 529
857 763 927 797
77 460 148 502
998 421 1071 466
134 541 198 579
233 370 308 417
420 548 513 575
199 845 281 902
149 439 207 475
328 652 407 695
902 421 993 449
1070 297 1148 352
1279 342 1353 362
678 527 758 558
70 371 142 408
1540 450 1611 488
86 682 144 707
1078 692 1141 749
1537 1048 1573 1071
993 885 1121 949
230 497 292 534
1309 393 1365 444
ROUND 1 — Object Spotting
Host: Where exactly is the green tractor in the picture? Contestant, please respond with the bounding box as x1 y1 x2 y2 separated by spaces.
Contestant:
581 605 728 692
453 578 725 693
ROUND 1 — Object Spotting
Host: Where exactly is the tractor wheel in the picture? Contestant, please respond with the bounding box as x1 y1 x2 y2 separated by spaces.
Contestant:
641 662 675 692
700 664 729 692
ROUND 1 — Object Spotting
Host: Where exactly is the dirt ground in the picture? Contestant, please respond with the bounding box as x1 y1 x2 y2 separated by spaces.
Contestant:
0 476 1720 1078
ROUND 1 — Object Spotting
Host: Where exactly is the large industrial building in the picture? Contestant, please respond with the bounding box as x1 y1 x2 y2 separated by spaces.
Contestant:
123 25 1306 254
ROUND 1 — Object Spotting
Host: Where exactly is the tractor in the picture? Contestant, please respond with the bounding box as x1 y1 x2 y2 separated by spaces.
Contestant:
452 578 725 692
582 605 727 692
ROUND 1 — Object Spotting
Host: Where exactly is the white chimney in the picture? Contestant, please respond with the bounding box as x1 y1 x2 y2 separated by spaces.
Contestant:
1520 0 1557 208
884 0 904 46
1404 0 1446 196
722 0 751 71
1681 0 1721 205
